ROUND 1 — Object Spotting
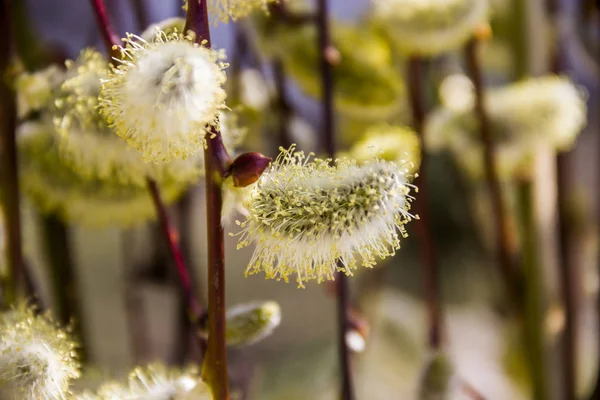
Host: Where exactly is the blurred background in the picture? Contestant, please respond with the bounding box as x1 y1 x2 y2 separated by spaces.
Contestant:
9 0 600 399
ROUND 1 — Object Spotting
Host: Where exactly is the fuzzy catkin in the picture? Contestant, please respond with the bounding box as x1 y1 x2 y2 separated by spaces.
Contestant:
0 305 80 400
18 122 186 227
236 146 414 286
372 0 489 56
426 75 587 179
80 363 210 400
224 301 282 346
99 28 227 163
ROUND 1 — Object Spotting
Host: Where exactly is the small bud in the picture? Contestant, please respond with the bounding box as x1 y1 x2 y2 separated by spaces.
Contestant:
0 304 80 400
348 309 370 341
345 308 369 353
229 152 272 188
545 303 565 337
325 46 341 65
474 23 493 42
418 352 455 400
345 330 366 353
236 145 415 286
199 301 282 347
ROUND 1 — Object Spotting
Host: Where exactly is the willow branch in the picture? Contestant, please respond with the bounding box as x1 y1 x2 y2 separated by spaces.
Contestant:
0 0 24 306
315 0 355 398
185 1 230 398
548 1 578 398
273 59 292 149
88 0 205 325
147 179 203 317
464 39 521 309
89 0 120 60
406 57 444 350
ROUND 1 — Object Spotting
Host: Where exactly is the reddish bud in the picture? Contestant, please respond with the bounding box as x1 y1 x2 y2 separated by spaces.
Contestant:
325 45 341 65
474 23 492 41
348 308 370 341
229 152 271 187
346 309 370 353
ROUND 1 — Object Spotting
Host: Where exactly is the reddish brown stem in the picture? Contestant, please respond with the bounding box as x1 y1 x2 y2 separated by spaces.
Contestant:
147 179 203 318
0 0 24 305
185 2 230 399
464 39 521 308
89 0 121 59
406 57 444 350
88 0 205 326
590 2 600 398
548 2 578 398
556 153 578 400
273 59 293 149
316 0 354 398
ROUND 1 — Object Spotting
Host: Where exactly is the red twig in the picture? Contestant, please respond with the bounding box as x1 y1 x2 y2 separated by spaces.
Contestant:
185 2 231 399
87 0 204 323
89 0 120 59
316 0 355 398
464 39 521 308
0 0 24 305
147 179 203 318
406 56 444 350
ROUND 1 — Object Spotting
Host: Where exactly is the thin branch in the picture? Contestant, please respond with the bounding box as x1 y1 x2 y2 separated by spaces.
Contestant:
273 59 293 149
88 0 205 321
590 2 600 398
316 0 355 398
147 179 203 318
185 1 230 398
464 39 521 309
0 0 24 305
516 180 547 400
89 0 121 59
556 153 578 400
548 1 578 399
406 57 444 350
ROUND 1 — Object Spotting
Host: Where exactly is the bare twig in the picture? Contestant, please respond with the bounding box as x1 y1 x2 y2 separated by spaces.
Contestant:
89 0 120 59
464 39 521 308
273 59 293 149
315 0 355 398
88 0 207 356
185 1 231 398
406 56 444 350
548 1 578 399
0 0 24 305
